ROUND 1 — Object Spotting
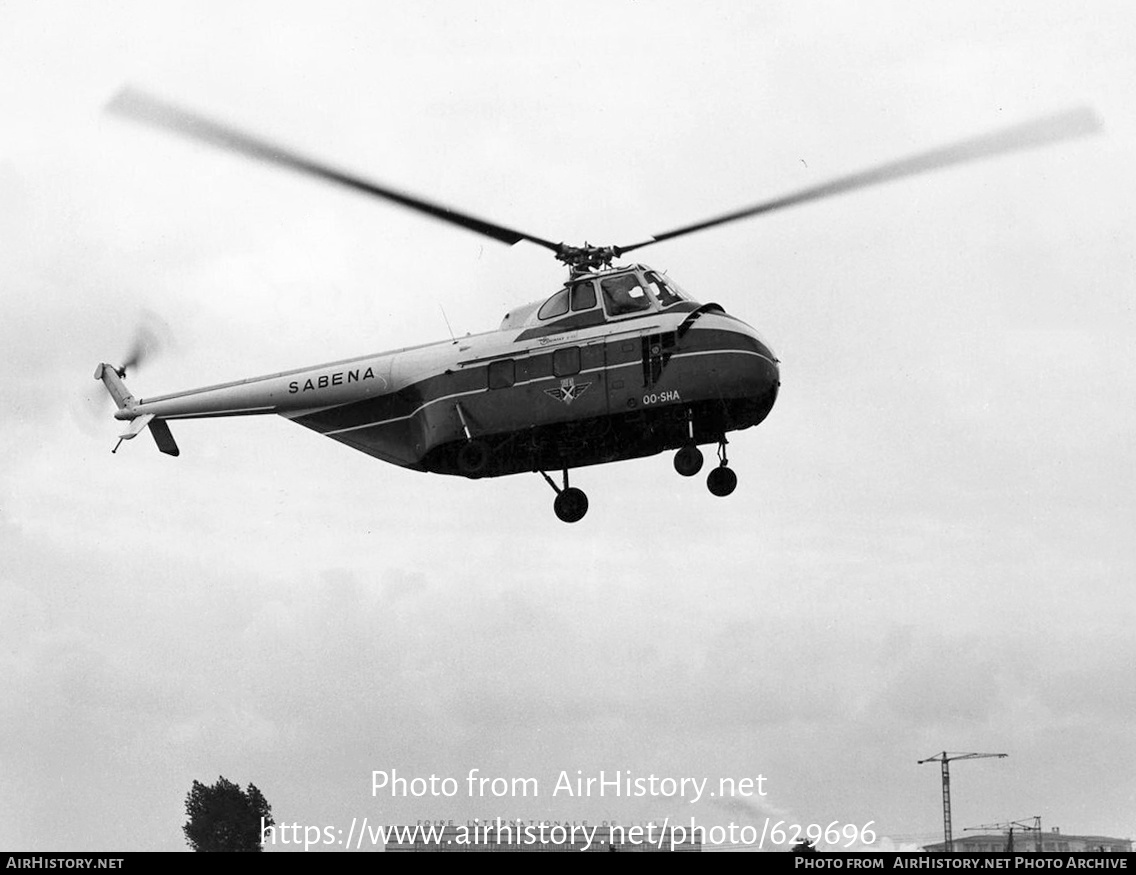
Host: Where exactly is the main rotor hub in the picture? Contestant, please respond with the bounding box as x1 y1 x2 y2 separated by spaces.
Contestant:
555 243 622 273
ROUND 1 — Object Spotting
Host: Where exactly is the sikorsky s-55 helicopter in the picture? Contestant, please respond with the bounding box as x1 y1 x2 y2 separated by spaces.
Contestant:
96 90 1098 521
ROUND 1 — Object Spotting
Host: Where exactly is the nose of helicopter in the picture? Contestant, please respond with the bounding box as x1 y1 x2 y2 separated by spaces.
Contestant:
738 324 780 427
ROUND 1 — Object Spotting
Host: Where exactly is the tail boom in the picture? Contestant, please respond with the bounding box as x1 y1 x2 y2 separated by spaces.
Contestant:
93 362 136 410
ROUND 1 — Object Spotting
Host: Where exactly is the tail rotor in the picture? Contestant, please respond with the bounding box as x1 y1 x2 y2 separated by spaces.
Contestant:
92 312 180 456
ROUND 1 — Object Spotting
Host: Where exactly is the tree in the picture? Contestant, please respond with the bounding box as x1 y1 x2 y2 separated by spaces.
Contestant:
183 776 274 852
791 838 818 854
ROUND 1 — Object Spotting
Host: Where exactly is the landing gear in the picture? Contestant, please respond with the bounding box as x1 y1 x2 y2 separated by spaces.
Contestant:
554 488 589 523
454 403 493 477
674 408 704 477
674 444 704 477
707 465 737 497
706 437 737 497
457 439 491 477
541 468 588 523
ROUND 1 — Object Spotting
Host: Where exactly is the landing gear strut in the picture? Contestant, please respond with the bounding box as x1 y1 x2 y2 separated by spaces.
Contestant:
454 404 491 477
541 468 588 523
674 408 704 477
706 437 737 497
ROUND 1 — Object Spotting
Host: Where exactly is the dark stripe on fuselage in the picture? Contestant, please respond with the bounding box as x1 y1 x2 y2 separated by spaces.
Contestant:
419 387 780 477
292 325 774 437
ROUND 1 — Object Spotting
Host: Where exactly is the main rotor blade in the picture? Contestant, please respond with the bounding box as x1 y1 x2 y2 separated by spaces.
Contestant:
107 87 562 253
618 107 1101 255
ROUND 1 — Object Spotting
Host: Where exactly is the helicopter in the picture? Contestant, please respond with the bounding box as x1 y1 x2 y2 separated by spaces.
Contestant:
96 90 1098 521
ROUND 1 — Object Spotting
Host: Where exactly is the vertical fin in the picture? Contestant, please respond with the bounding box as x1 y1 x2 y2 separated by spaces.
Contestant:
148 419 180 456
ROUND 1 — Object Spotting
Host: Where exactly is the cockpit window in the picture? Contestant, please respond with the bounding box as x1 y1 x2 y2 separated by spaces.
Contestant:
537 288 570 320
645 271 684 307
571 280 597 312
601 274 653 317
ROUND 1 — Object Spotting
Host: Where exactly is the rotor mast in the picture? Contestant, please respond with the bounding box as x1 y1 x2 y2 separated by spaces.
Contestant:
918 751 1008 853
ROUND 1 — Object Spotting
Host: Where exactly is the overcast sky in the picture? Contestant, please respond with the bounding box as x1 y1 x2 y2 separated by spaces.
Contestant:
2 0 1134 852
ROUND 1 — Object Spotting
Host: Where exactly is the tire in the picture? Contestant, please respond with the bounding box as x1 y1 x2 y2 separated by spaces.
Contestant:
706 465 737 497
674 444 704 477
457 440 491 477
553 487 589 523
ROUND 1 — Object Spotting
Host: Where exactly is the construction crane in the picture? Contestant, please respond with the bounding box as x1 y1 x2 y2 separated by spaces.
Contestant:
965 817 1042 853
918 751 1008 852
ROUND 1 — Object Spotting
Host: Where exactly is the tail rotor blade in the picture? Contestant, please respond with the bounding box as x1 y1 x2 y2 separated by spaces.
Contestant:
115 311 172 377
119 325 156 375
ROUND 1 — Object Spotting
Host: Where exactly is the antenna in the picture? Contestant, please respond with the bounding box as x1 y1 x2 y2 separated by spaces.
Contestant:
439 305 456 343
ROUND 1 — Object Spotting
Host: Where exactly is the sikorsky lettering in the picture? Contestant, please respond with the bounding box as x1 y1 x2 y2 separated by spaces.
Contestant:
289 367 375 394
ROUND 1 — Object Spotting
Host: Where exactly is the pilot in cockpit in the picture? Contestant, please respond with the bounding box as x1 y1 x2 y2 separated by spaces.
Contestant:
602 274 652 316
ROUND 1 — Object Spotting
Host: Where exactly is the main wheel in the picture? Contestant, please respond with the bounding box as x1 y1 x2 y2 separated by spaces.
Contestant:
457 440 491 477
706 465 737 497
674 444 704 477
553 487 589 523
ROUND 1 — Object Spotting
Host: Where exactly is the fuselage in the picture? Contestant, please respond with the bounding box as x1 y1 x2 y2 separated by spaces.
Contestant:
117 264 780 477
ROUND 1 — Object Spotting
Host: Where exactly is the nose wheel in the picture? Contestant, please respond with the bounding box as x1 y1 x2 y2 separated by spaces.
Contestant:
674 444 704 477
540 468 589 523
674 408 705 477
706 438 737 497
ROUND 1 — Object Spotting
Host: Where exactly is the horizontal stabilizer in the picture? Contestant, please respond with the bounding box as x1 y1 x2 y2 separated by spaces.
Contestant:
109 413 180 456
117 413 154 441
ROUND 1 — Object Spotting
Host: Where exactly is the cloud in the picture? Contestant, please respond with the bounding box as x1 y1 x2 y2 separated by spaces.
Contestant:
4 0 1136 852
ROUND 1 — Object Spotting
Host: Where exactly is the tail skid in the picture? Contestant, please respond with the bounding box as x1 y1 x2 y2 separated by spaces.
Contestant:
94 363 180 456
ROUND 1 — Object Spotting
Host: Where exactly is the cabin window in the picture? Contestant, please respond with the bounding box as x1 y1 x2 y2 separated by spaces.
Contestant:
537 288 570 320
571 280 597 312
488 358 515 389
518 354 551 382
645 271 683 307
552 346 581 377
601 274 652 317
